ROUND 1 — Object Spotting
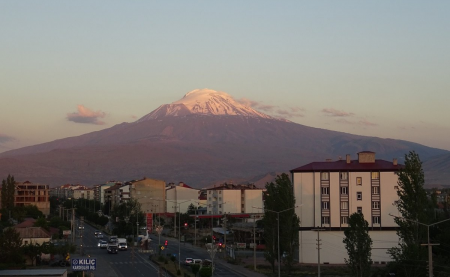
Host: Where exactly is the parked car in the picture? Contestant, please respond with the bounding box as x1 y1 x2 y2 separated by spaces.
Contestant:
107 244 118 254
202 259 212 266
98 240 108 249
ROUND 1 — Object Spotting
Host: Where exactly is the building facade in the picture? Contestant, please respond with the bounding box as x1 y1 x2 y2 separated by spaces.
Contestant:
14 181 50 216
166 182 202 214
130 177 166 214
291 151 401 264
206 183 264 215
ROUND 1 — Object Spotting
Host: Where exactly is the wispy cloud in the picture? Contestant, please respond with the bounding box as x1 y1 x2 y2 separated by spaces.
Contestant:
322 108 354 117
237 98 277 112
0 134 15 143
335 118 378 127
67 105 106 125
275 107 305 118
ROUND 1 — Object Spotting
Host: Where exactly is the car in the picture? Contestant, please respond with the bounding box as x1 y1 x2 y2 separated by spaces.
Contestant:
109 235 118 243
78 225 84 230
98 240 108 249
202 259 212 266
118 242 127 250
97 233 104 239
184 258 193 265
94 230 101 236
107 245 118 254
193 259 202 264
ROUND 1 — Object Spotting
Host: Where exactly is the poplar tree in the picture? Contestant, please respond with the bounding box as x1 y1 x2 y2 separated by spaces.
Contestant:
1 174 16 210
343 212 373 277
263 173 300 273
388 151 429 277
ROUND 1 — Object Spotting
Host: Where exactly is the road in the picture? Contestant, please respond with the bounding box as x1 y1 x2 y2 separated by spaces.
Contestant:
76 221 257 277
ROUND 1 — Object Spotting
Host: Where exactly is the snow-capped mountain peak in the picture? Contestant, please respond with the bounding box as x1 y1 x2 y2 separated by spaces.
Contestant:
137 89 275 122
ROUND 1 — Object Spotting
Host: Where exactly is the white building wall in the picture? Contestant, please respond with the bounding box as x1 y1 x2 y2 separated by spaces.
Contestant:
299 230 397 264
221 190 241 214
166 186 200 213
243 190 264 213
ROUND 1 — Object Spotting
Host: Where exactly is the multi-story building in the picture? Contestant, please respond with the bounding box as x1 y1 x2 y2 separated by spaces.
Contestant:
291 151 401 264
72 186 94 200
14 181 50 216
166 182 204 214
130 177 166 214
206 183 264 215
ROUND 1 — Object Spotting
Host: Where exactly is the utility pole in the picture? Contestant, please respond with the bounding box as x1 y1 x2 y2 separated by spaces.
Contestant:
223 216 228 258
312 228 325 277
253 217 257 271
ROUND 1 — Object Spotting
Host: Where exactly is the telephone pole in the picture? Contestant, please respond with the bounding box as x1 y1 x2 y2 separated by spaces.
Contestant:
312 228 325 277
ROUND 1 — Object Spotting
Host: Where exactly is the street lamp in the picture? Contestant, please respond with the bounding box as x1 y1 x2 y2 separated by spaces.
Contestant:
389 214 450 277
167 199 191 269
254 205 299 277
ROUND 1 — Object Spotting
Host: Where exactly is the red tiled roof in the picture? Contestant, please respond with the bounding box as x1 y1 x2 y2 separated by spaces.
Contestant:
15 218 37 228
290 159 403 173
14 227 51 239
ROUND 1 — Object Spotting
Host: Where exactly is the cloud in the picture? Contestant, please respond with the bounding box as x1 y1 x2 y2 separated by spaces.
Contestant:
0 134 15 143
322 108 354 117
67 105 106 125
275 107 305 118
237 98 276 112
335 118 378 127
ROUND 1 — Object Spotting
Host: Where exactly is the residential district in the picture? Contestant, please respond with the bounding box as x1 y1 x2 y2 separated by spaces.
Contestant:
0 151 449 277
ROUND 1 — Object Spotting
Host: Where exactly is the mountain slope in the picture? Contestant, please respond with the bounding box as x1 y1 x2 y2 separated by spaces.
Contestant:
0 89 448 187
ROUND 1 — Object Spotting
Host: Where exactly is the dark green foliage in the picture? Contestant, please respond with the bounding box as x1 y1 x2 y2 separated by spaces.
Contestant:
190 264 200 275
22 242 42 266
1 175 15 210
0 227 24 265
343 212 372 277
262 173 300 274
198 266 212 277
33 217 49 231
388 151 429 277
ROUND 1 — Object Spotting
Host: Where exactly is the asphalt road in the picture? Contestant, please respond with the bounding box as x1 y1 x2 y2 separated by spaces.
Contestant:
75 220 258 277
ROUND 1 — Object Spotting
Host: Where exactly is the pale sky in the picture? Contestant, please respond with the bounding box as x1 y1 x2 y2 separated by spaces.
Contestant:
1 1 450 153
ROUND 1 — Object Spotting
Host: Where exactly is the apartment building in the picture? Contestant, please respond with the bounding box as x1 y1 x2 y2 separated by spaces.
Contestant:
206 183 264 215
130 177 166 214
166 182 204 214
73 186 94 200
291 151 402 264
15 181 50 216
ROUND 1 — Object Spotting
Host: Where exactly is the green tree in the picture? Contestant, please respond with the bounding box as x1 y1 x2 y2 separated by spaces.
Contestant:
388 151 429 277
0 227 24 265
22 242 42 266
34 217 49 231
1 175 15 210
343 212 372 277
262 173 300 274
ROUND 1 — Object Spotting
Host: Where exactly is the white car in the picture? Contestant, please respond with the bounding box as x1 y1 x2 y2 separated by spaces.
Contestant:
184 258 193 265
98 240 108 249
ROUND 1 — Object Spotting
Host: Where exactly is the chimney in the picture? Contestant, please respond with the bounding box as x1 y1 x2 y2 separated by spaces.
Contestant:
393 158 398 166
346 154 351 164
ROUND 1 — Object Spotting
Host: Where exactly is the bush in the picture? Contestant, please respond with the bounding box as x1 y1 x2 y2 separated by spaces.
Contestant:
191 264 200 275
199 267 212 277
177 269 181 275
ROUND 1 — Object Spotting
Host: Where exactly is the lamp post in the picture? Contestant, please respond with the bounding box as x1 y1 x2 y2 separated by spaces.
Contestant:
389 214 450 277
167 199 191 269
254 206 298 277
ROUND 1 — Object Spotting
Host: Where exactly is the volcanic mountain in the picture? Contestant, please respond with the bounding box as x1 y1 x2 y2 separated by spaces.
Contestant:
0 89 448 187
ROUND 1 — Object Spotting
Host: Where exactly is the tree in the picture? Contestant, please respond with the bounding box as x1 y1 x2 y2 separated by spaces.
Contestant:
34 217 49 231
262 173 300 274
0 227 24 265
1 175 15 210
343 212 373 277
22 242 42 266
388 151 430 277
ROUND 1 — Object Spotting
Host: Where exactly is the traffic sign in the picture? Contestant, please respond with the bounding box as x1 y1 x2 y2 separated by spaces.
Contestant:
71 258 96 271
161 246 165 250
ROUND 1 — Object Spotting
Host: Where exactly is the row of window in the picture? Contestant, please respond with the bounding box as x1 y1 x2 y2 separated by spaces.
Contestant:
322 201 380 210
321 172 380 181
322 215 380 225
321 186 380 196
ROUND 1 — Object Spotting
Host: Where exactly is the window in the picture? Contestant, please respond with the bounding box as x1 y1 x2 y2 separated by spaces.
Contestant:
219 191 222 194
372 186 379 194
373 216 380 224
371 172 380 180
219 197 222 201
219 211 222 214
321 172 329 180
321 187 329 195
341 201 348 210
340 172 348 180
372 201 380 209
341 216 348 224
219 204 222 208
321 216 330 224
208 191 211 194
322 201 329 210
357 192 362 200
356 177 362 185
357 207 362 213
340 186 348 195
